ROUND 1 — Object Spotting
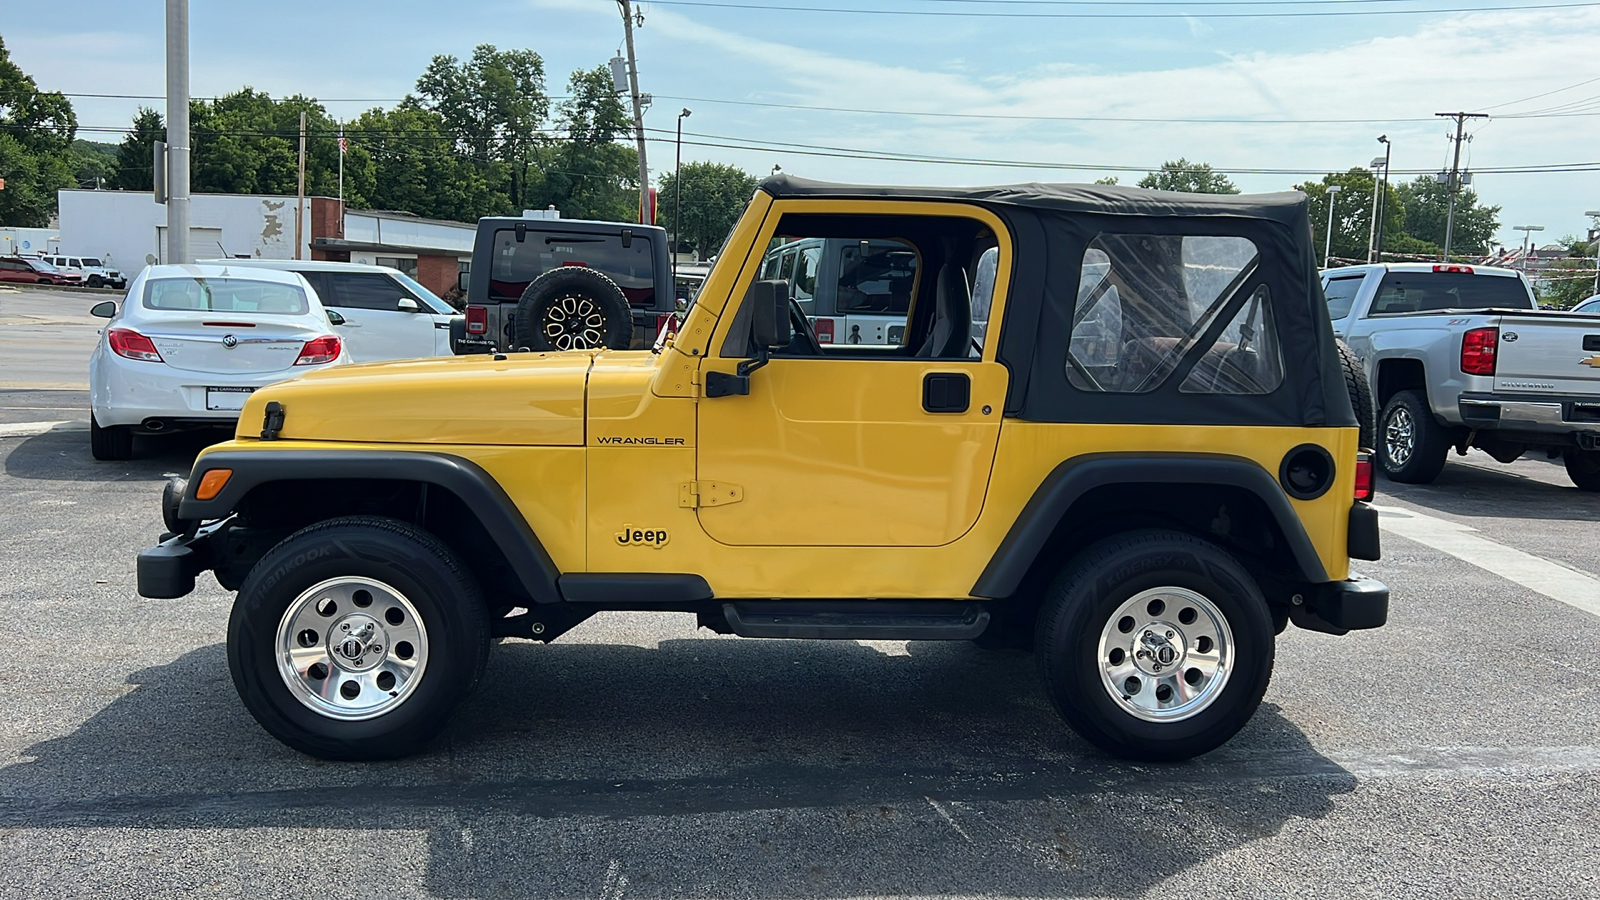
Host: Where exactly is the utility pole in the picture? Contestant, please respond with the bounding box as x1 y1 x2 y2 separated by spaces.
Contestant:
164 0 190 264
1436 112 1487 261
617 1 651 224
295 111 307 260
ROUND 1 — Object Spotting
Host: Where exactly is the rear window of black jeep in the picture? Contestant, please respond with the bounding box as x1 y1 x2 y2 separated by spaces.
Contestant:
490 231 655 308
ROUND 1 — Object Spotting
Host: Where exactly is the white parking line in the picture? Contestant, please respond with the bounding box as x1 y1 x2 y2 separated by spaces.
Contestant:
1376 504 1600 618
0 419 88 438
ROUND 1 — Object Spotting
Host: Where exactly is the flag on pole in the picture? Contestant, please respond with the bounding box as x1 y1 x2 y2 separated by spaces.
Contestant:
338 136 348 154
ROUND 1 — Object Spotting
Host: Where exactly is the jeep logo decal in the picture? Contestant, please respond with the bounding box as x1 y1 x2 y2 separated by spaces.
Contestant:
616 525 669 548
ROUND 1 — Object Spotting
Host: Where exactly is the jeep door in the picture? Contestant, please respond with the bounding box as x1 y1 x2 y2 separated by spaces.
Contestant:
694 204 1011 547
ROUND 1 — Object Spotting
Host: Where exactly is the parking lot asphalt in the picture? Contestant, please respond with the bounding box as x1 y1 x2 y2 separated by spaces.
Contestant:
2 314 1599 899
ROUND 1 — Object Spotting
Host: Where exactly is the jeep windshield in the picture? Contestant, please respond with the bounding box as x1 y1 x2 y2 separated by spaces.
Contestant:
489 229 656 308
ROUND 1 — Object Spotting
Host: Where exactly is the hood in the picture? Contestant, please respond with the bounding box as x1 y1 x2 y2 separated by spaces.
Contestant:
236 351 597 446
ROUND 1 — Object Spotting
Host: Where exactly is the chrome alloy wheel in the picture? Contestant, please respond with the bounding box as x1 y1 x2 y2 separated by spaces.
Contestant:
1097 587 1233 723
543 294 608 350
277 577 429 721
1385 405 1416 468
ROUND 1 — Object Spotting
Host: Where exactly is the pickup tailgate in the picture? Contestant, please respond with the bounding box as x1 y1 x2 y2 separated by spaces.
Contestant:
1493 315 1600 395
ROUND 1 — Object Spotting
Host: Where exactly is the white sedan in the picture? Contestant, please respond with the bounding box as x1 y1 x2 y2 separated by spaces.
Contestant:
88 264 348 460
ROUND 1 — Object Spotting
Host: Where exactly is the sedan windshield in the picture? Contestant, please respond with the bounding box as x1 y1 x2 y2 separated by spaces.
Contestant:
142 277 310 315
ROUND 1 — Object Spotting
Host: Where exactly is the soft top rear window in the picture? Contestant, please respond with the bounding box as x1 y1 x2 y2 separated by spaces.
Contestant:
142 277 310 315
1370 271 1532 314
490 230 655 308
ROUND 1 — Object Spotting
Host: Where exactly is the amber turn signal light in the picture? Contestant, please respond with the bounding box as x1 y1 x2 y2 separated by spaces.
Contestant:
195 468 233 501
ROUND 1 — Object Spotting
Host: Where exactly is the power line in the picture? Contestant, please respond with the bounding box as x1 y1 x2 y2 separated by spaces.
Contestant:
640 0 1600 17
1476 75 1600 112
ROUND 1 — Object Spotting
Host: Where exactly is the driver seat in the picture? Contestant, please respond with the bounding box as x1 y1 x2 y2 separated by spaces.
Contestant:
916 263 971 358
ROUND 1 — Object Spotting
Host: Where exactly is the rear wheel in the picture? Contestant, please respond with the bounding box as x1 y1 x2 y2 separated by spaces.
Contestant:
89 414 134 461
228 516 490 760
1035 530 1274 761
1378 389 1449 484
1565 449 1600 491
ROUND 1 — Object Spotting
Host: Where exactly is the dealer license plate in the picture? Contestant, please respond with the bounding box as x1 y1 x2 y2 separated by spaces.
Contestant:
205 387 255 411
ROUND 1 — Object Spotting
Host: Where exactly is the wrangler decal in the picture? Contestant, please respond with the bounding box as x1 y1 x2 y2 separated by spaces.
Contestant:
595 436 687 445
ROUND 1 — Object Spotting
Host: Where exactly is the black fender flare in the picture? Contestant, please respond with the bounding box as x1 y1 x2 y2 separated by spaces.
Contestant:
971 453 1331 599
179 449 562 603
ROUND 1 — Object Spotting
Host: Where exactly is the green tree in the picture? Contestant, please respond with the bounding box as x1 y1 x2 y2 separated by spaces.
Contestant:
1394 176 1500 258
657 162 759 258
528 66 637 221
110 107 165 191
0 35 77 225
71 140 116 188
1532 236 1597 309
348 103 504 222
1093 176 1119 186
1137 159 1239 194
415 45 549 209
1293 168 1405 264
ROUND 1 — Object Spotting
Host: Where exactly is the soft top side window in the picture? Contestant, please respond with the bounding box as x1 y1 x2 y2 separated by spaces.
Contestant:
1067 233 1276 394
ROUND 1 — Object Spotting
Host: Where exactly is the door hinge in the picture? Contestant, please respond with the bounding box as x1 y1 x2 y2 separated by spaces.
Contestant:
679 481 744 508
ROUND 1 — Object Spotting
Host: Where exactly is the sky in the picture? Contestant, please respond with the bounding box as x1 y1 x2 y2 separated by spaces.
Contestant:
6 0 1599 250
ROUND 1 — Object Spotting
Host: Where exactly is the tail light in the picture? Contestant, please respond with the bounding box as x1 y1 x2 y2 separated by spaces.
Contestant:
1460 327 1498 375
108 328 163 362
1433 264 1475 274
1354 451 1374 503
813 317 835 344
294 335 342 366
465 305 488 335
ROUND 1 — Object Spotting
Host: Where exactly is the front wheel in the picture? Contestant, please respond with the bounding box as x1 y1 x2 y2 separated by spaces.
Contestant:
1565 448 1600 491
228 516 490 760
87 275 104 288
1035 530 1275 761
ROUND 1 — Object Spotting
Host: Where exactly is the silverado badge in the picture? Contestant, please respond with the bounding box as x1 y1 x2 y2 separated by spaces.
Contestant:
615 525 669 548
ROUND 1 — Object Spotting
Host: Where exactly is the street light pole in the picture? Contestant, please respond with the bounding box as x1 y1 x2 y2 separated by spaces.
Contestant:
1374 136 1391 263
1513 225 1544 273
1324 184 1343 269
164 0 190 264
674 108 690 291
1366 155 1385 264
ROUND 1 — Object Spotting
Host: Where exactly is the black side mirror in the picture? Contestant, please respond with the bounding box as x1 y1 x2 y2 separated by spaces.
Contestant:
90 300 116 319
748 279 792 349
706 279 792 398
458 271 469 292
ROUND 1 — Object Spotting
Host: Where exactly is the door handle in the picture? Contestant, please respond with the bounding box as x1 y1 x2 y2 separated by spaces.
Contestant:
923 372 970 413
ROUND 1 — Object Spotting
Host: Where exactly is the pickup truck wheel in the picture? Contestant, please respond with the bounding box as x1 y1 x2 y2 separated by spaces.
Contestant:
1564 449 1600 491
1378 389 1448 484
1035 530 1274 762
228 516 490 760
89 414 134 461
1335 339 1374 449
513 266 633 352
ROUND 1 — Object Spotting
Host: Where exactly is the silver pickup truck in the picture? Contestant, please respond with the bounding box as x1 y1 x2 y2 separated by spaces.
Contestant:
1323 262 1600 490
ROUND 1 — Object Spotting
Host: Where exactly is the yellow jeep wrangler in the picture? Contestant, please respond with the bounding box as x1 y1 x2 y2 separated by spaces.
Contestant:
138 177 1386 762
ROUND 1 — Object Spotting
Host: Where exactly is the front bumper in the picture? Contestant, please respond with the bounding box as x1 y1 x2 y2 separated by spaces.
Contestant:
1291 574 1390 635
137 528 217 599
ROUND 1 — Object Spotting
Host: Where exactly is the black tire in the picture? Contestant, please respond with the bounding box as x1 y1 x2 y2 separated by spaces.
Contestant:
1377 389 1449 484
1565 449 1600 491
87 275 104 288
228 516 490 760
89 414 134 461
1035 530 1275 762
512 266 633 352
1336 339 1374 450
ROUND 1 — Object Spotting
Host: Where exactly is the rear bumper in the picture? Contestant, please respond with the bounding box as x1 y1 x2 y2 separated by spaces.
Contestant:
1458 392 1600 441
1292 574 1389 634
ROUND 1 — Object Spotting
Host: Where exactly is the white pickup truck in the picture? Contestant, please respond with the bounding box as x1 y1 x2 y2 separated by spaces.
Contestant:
1323 262 1600 490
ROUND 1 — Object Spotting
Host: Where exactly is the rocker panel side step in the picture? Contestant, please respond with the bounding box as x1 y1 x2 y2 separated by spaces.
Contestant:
722 600 991 641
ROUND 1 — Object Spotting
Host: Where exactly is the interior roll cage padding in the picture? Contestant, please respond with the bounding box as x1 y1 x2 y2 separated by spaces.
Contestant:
178 450 564 604
970 453 1333 599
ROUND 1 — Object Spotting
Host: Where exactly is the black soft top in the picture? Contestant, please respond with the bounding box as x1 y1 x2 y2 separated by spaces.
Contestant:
761 175 1311 230
758 175 1353 432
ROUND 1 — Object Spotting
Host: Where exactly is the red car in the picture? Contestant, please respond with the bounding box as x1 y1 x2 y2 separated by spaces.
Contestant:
0 256 84 285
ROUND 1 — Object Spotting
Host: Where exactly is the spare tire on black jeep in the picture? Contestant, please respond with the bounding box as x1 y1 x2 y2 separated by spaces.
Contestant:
513 266 634 351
